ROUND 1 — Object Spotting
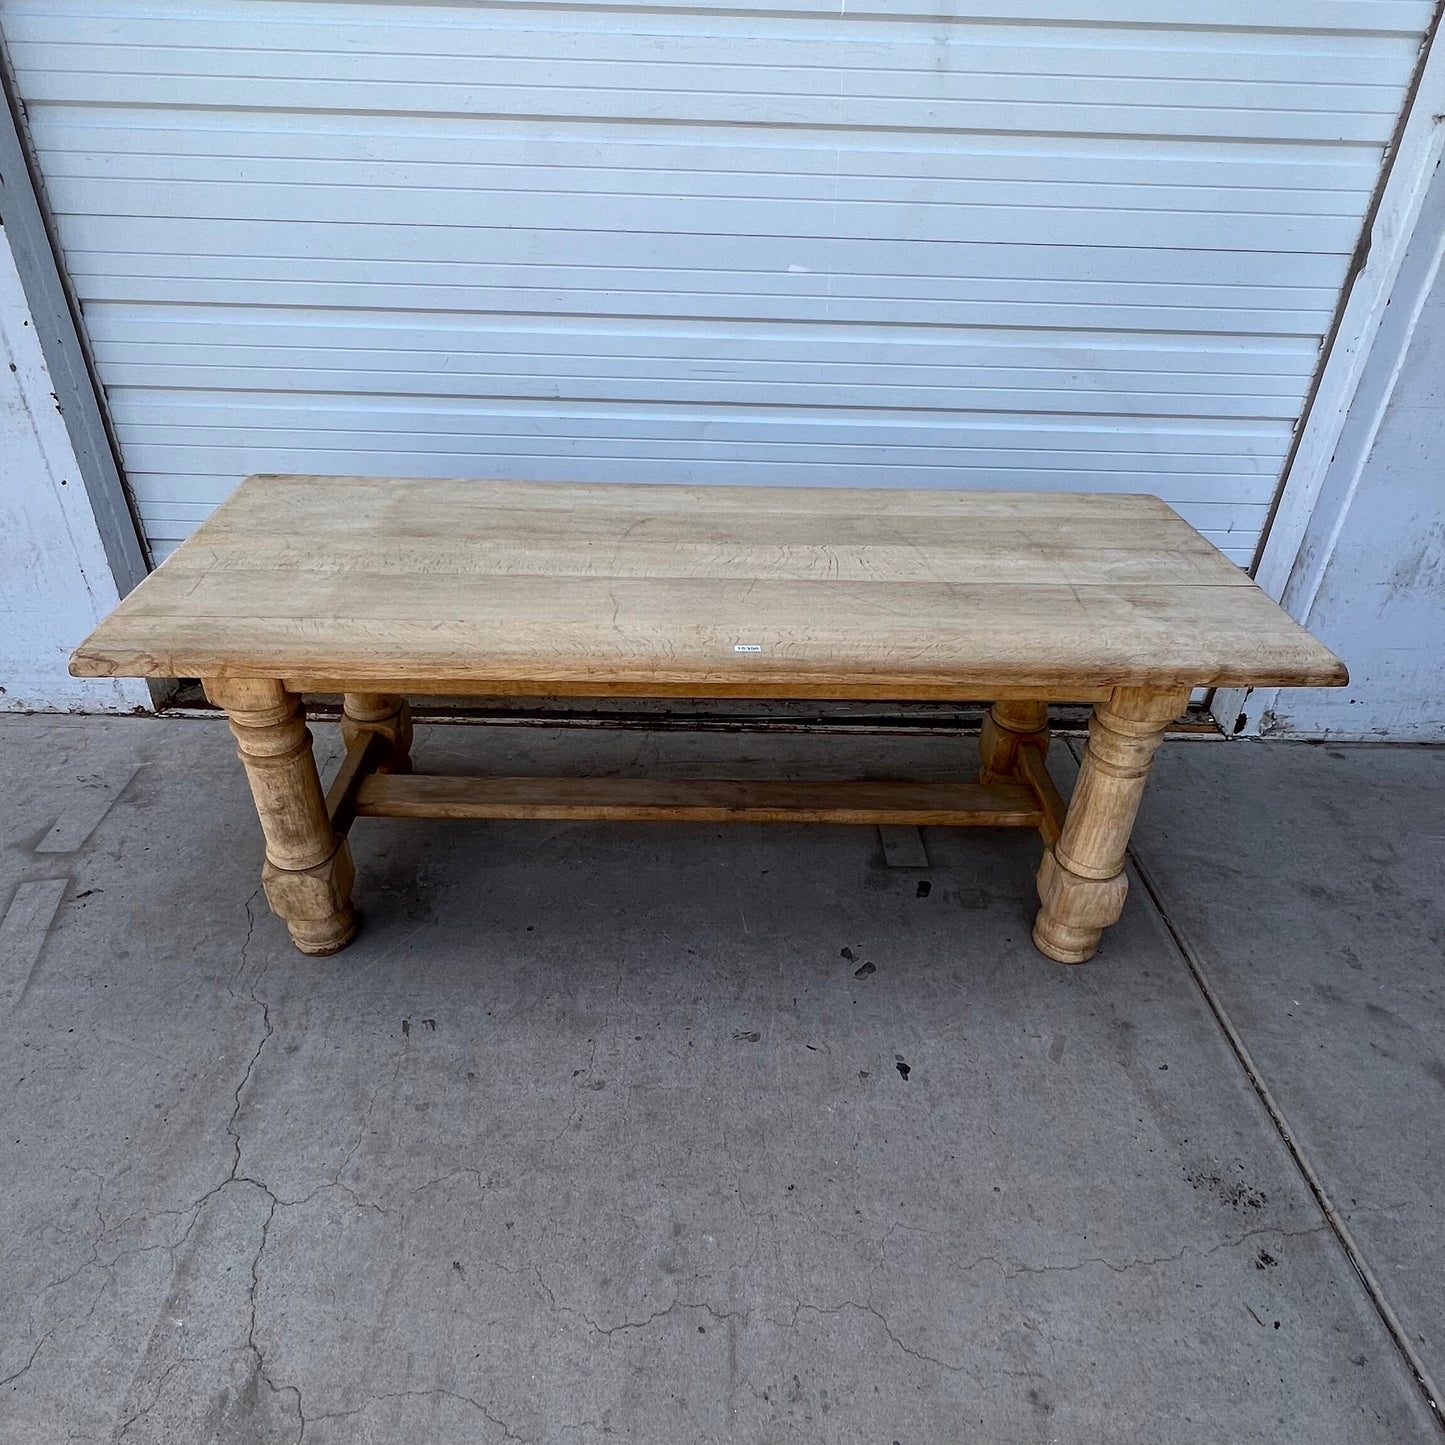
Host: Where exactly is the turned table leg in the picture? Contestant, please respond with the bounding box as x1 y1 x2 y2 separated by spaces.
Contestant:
978 701 1049 785
206 678 357 956
1033 686 1187 964
342 692 412 773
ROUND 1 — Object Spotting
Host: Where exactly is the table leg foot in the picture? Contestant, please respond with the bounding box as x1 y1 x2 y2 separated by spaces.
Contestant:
1031 686 1186 964
263 845 357 955
1033 849 1128 963
206 677 359 957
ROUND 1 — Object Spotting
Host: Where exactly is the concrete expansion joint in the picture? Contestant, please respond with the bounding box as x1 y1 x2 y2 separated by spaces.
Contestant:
1122 834 1445 1431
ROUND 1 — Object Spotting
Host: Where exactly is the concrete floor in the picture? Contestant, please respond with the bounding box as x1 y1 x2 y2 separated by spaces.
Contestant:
0 714 1440 1445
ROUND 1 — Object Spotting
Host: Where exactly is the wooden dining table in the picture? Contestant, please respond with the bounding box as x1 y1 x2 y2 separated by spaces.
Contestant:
70 475 1347 962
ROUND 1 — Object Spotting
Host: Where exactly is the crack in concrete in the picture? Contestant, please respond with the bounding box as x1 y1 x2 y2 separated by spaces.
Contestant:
0 1329 53 1389
227 890 273 1184
518 1220 1336 1390
794 1223 1337 1374
947 1220 1334 1284
73 896 305 1442
4 883 403 1438
789 1297 965 1373
113 1350 243 1441
244 1185 305 1445
388 1388 532 1442
540 1038 602 1152
226 885 262 999
329 1388 535 1442
6 808 1388 1440
529 1270 748 1343
405 1164 491 1199
334 1050 405 1195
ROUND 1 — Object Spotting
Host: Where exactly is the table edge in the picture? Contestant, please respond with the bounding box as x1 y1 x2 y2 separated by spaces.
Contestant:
69 651 1351 696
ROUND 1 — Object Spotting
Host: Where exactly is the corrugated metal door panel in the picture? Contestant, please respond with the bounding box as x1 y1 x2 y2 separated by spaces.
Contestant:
2 0 1430 568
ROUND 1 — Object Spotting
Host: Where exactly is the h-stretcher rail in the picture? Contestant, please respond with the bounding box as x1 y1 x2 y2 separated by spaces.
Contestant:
332 749 1059 833
322 694 1068 848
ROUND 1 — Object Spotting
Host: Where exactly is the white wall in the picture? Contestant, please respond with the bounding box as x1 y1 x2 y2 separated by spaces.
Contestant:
0 222 150 713
8 0 1432 570
1259 204 1445 741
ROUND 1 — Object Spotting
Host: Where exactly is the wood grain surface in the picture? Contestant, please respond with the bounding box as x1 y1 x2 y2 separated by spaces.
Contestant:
71 475 1348 695
351 774 1044 827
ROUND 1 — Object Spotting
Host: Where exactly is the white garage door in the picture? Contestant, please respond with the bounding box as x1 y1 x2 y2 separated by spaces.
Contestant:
2 0 1431 564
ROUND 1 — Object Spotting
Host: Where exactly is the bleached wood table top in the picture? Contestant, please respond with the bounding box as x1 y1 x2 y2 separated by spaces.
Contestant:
70 475 1346 699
